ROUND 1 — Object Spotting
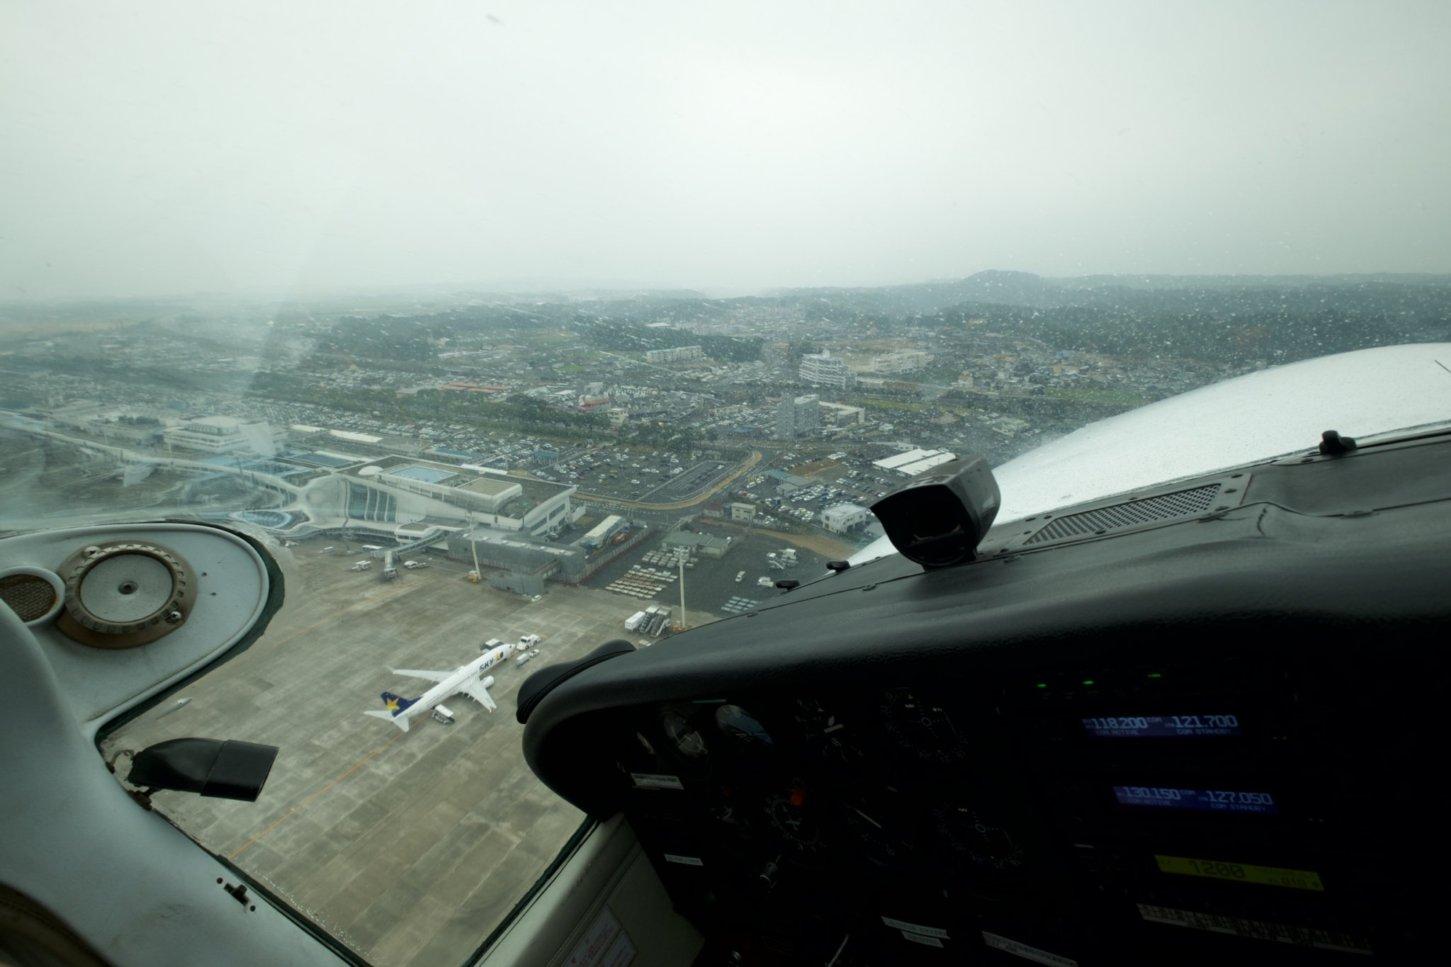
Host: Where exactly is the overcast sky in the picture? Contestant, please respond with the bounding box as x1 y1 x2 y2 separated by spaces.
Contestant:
3 0 1449 299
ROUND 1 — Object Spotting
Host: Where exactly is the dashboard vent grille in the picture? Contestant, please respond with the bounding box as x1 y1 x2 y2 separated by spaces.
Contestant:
1024 483 1222 546
0 573 58 622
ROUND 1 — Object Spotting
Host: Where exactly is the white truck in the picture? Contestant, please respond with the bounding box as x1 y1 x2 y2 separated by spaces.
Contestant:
381 550 398 581
624 611 648 632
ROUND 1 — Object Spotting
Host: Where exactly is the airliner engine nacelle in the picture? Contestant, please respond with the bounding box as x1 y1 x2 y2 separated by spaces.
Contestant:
480 676 495 689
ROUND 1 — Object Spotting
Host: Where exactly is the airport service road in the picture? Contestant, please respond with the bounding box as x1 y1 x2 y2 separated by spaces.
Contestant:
631 459 730 503
574 449 765 511
102 543 644 967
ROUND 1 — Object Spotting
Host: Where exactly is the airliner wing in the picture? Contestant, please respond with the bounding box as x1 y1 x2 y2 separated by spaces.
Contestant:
454 681 497 712
390 668 452 683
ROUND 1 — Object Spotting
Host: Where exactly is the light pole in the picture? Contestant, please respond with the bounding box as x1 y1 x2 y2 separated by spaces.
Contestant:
467 511 482 583
675 545 689 631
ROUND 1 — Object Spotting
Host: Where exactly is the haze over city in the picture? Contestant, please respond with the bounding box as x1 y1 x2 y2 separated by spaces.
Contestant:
4 0 1451 301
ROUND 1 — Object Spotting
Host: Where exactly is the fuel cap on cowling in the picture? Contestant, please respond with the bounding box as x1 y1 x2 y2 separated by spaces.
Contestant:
56 541 197 648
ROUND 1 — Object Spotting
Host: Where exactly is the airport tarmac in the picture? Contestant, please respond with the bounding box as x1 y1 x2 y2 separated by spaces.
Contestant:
583 526 837 624
101 540 643 966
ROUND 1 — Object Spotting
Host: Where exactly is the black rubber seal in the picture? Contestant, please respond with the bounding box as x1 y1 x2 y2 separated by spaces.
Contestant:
516 639 635 725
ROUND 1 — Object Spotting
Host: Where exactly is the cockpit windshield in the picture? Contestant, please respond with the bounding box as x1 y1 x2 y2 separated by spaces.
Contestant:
3 2 1449 963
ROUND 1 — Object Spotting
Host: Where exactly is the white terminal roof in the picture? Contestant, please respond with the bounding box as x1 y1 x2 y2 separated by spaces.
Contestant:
316 450 368 464
289 424 382 445
329 429 383 444
873 448 956 474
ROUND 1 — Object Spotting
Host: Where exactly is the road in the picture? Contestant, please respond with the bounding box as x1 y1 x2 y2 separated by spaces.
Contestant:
709 519 858 559
572 448 764 511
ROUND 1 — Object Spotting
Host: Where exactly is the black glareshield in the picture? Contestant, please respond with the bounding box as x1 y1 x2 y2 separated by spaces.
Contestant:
869 455 1001 568
128 738 279 802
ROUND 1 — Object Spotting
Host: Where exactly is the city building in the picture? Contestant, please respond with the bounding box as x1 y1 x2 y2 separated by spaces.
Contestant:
871 349 931 374
728 502 757 522
821 502 872 534
819 401 865 426
776 394 820 439
799 351 852 389
645 346 704 364
760 341 790 371
163 416 265 455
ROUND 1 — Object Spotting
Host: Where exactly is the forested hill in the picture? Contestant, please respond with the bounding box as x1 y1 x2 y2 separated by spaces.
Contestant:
905 275 1451 364
286 271 1451 370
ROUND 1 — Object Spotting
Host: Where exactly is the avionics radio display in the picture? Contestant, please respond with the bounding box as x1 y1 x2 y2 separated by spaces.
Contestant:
1113 786 1277 815
1082 715 1241 738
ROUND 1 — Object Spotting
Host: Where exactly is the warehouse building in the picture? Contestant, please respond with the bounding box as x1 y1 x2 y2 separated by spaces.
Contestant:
871 349 931 374
446 528 588 590
661 530 733 559
873 448 958 477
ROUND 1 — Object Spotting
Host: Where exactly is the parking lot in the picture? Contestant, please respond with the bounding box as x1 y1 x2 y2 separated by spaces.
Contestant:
532 446 750 504
583 525 835 628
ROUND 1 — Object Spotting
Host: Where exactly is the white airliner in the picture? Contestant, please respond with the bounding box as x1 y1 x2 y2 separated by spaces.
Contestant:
364 640 517 731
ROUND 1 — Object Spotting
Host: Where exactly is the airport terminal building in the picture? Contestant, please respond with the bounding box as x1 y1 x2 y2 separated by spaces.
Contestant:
300 456 576 537
162 416 261 455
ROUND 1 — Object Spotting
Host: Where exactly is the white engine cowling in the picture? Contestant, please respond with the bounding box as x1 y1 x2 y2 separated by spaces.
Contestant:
480 675 495 689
